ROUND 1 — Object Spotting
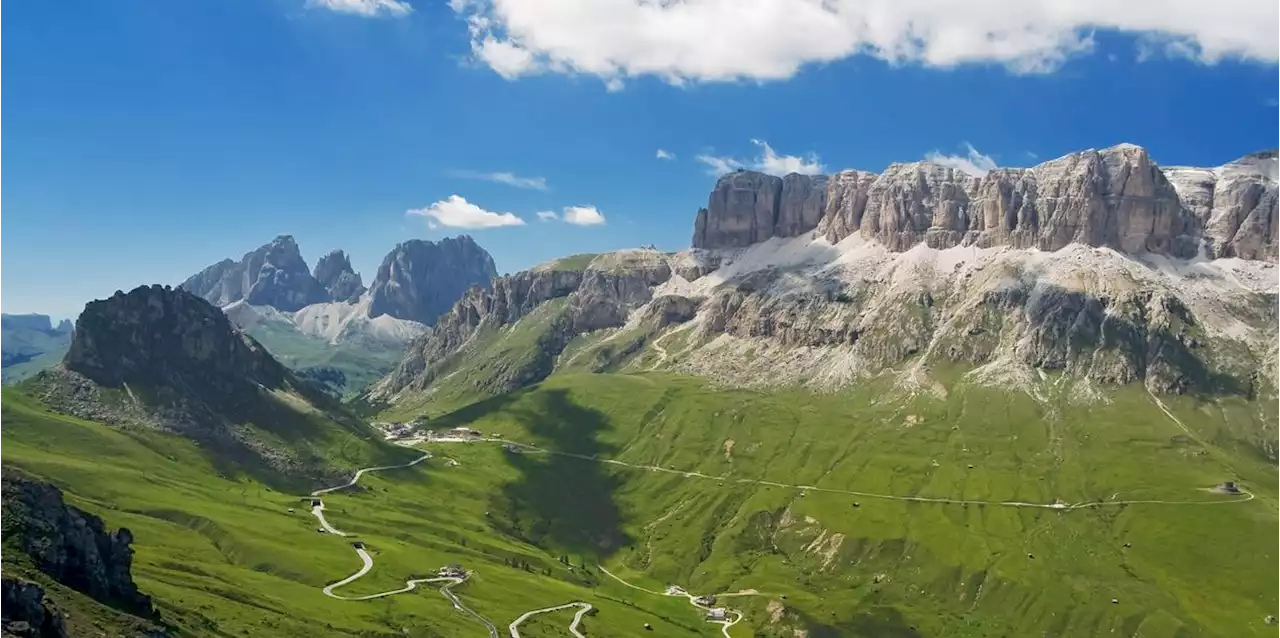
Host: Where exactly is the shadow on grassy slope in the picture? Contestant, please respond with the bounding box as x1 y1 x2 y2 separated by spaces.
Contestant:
437 388 632 559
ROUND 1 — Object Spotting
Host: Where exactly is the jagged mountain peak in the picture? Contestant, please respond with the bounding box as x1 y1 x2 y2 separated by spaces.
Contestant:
367 235 498 326
312 249 366 303
179 235 327 312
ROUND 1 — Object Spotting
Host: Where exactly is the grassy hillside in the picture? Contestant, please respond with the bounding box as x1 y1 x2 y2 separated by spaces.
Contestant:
0 389 708 637
5 365 1275 637
416 373 1277 637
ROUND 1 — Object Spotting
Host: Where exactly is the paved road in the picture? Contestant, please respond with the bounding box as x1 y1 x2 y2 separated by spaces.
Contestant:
508 602 594 638
486 440 1255 511
598 567 752 638
309 448 499 637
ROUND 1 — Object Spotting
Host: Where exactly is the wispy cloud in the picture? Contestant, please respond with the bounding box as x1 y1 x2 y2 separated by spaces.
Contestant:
562 205 606 226
925 143 998 177
696 139 824 177
656 149 676 161
408 195 525 229
536 210 558 221
307 0 412 17
450 170 549 191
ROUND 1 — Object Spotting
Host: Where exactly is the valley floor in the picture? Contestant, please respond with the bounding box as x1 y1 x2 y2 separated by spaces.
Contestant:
3 372 1277 637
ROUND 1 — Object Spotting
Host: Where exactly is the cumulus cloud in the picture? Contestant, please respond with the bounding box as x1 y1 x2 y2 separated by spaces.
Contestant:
450 170 549 191
408 195 525 229
925 143 999 177
450 0 1277 87
536 210 559 221
696 140 824 177
308 0 411 17
562 205 607 226
656 149 676 160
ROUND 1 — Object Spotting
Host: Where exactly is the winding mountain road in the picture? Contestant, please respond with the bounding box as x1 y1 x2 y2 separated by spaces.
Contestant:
598 567 751 638
308 449 499 638
508 602 594 638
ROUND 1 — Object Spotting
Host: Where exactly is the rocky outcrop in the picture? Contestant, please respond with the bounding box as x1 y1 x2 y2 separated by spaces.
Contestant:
639 295 698 327
367 236 498 326
693 172 829 248
63 285 286 392
180 236 328 311
311 250 366 303
1164 151 1278 260
2 579 66 638
1 469 155 619
32 285 366 487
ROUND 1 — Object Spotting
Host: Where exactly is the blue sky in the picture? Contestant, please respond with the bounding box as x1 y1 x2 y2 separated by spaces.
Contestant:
4 0 1277 318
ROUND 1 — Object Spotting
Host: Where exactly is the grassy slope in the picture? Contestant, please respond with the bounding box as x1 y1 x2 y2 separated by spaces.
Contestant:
4 362 1275 637
0 389 703 638
416 373 1277 638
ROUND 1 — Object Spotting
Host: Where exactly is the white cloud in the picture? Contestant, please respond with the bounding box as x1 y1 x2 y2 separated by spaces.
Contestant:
925 143 999 177
656 149 676 161
451 170 549 191
308 0 411 17
449 0 1277 87
695 154 742 176
696 140 823 177
561 205 607 226
536 210 559 221
408 195 526 229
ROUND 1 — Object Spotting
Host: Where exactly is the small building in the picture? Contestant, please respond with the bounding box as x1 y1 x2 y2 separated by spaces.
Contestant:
693 595 716 606
351 541 365 550
449 427 480 438
438 564 467 578
503 444 523 454
1221 481 1240 493
706 608 727 621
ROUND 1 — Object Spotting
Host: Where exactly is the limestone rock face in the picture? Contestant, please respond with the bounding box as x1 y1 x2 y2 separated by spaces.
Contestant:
817 145 1215 257
179 235 328 312
367 236 498 326
687 145 1275 262
693 172 829 248
311 250 366 303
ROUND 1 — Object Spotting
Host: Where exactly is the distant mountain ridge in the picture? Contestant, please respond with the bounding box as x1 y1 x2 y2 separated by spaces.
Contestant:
1 314 75 383
370 144 1278 450
178 234 497 396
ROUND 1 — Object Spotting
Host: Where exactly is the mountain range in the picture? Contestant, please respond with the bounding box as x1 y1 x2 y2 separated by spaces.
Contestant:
178 234 498 396
371 145 1278 446
1 314 75 384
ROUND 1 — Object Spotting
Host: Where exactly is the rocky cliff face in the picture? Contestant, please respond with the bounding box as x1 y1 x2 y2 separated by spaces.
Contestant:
311 250 366 303
1 469 155 621
695 145 1277 262
368 250 674 401
180 235 328 311
693 171 829 248
367 236 498 326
